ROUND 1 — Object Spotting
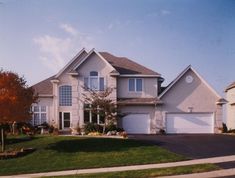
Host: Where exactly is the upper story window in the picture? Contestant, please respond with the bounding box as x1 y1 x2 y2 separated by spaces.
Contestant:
128 78 143 92
59 85 72 106
84 71 105 91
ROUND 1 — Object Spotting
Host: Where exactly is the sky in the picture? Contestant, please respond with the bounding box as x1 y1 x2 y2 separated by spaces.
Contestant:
0 0 235 96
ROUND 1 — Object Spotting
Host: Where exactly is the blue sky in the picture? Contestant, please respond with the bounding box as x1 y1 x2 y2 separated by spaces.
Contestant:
0 0 234 96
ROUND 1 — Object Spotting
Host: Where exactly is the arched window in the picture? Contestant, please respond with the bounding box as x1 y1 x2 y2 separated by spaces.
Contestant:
84 71 104 91
90 71 98 76
59 85 72 106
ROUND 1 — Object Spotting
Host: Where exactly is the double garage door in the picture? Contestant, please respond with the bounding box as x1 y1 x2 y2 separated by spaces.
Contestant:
122 113 214 134
166 113 214 134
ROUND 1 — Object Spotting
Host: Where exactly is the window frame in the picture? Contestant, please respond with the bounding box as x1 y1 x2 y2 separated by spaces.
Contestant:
59 85 72 106
128 78 143 92
83 104 104 125
84 71 105 91
32 105 48 126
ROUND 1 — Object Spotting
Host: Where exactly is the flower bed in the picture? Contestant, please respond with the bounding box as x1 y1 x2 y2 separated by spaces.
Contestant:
0 148 36 159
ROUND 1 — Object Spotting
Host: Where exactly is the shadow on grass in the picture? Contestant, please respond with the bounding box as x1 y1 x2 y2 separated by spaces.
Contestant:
6 136 39 145
46 138 153 153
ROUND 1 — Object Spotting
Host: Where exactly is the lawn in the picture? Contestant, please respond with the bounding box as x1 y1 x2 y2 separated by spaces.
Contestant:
48 164 219 178
0 135 185 175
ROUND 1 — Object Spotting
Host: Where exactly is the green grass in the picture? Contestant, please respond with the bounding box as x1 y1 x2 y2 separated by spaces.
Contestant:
48 164 219 178
0 135 185 175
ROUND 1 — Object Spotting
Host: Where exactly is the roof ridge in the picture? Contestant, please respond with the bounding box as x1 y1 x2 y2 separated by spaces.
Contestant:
99 51 160 76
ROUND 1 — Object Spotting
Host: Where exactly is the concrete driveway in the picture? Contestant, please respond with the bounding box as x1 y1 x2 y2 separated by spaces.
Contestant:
130 134 235 159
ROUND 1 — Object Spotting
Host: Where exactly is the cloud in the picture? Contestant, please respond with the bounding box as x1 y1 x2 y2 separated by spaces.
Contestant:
33 24 94 72
161 10 171 16
147 9 171 18
108 23 113 30
60 23 78 36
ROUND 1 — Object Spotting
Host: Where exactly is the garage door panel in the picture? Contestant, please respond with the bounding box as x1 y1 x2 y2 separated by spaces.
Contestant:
122 114 150 134
166 113 214 134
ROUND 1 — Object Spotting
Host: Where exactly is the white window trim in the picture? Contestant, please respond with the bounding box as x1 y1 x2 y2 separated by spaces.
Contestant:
32 105 48 126
128 78 143 92
59 111 72 130
59 85 72 106
84 104 103 125
84 72 106 91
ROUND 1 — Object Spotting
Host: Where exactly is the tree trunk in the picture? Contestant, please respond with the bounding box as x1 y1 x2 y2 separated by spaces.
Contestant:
1 128 5 152
102 117 106 134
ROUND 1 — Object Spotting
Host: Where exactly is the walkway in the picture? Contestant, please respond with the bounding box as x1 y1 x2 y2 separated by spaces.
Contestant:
1 155 235 178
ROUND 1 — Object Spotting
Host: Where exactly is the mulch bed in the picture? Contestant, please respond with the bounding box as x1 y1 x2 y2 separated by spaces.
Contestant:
0 148 36 159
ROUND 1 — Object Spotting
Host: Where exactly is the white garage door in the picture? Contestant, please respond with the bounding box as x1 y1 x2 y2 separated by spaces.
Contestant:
166 113 214 134
122 114 150 134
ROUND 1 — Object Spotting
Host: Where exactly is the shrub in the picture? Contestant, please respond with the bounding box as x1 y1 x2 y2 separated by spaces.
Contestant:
222 123 228 133
84 123 103 134
227 129 235 133
48 125 54 134
17 122 35 135
105 123 117 132
159 129 166 135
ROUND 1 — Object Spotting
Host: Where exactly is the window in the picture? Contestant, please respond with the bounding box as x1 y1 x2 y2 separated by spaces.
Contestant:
84 71 105 91
59 85 72 106
83 104 104 124
32 105 47 126
128 78 143 92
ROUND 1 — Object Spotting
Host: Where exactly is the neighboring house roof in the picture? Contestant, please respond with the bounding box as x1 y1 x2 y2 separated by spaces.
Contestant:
31 75 55 96
225 82 235 92
100 52 160 76
159 65 222 100
117 98 163 105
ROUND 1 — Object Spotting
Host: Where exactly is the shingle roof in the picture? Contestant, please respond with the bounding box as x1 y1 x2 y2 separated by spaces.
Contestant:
225 82 235 92
32 50 161 95
31 76 54 96
99 52 160 75
117 98 163 105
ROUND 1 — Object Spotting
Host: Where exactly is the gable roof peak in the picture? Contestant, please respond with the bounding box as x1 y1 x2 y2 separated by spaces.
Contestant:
55 48 87 78
159 65 221 99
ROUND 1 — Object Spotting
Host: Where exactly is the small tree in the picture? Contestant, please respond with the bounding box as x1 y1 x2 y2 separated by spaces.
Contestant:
82 87 117 134
0 70 37 152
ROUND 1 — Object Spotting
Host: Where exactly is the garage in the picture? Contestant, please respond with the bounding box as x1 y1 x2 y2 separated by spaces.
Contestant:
122 114 150 134
166 113 214 134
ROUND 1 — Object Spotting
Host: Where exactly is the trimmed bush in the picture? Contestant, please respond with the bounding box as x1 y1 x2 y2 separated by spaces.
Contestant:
84 123 103 134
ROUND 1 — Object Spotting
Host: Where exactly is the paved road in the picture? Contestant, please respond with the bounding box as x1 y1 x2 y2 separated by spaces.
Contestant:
130 134 235 159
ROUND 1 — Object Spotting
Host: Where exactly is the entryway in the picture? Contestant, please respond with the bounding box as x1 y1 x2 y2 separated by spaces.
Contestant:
59 112 71 130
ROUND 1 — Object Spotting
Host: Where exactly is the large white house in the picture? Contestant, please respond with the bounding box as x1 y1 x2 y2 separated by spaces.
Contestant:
32 48 226 134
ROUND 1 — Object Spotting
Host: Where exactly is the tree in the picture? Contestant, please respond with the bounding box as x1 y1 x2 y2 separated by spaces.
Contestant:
0 70 37 152
82 87 117 134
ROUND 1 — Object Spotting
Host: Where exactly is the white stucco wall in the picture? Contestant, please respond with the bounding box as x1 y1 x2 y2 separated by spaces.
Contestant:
117 77 158 98
155 69 222 133
226 88 235 129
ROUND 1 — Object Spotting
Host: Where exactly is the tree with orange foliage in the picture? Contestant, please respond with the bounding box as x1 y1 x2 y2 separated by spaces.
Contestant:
0 70 37 152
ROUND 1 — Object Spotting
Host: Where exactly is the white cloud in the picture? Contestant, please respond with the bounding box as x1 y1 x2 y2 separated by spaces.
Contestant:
147 9 171 18
161 10 171 16
60 23 78 36
108 23 113 30
33 24 94 72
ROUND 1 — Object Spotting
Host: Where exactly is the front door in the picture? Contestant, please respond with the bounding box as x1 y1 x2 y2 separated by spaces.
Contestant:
59 112 71 130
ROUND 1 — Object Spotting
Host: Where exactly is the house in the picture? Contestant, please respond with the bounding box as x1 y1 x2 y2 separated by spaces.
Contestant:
225 82 235 129
32 48 225 134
